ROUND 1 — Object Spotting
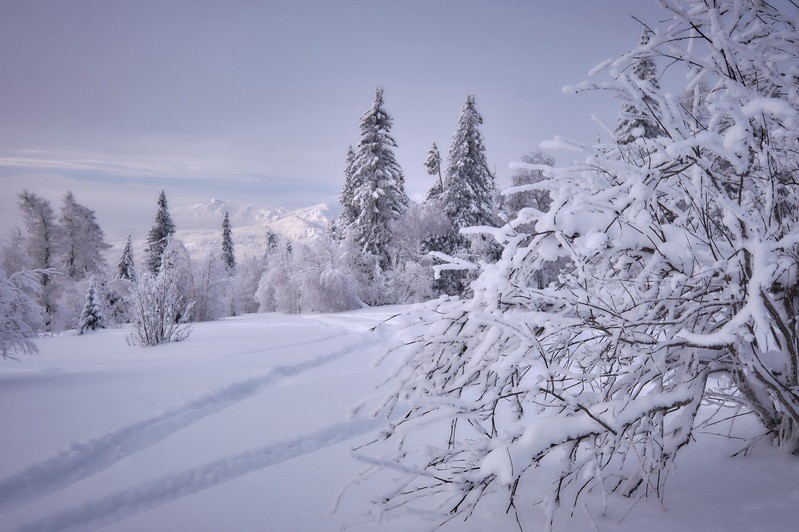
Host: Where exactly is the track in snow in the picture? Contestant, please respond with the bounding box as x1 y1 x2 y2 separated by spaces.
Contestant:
0 335 372 516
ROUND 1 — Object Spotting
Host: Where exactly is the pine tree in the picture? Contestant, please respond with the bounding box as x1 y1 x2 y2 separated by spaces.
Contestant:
221 211 235 270
348 87 409 270
144 190 176 274
337 145 359 230
59 191 111 280
615 29 663 144
77 278 106 334
116 235 136 282
424 142 443 199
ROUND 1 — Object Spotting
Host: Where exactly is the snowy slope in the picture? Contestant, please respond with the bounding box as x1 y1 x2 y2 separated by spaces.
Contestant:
0 310 798 531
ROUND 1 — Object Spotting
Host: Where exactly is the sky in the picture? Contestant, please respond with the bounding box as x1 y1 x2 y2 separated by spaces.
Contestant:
0 0 663 242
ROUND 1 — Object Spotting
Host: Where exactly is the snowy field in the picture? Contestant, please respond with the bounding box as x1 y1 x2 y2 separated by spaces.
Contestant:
1 308 798 532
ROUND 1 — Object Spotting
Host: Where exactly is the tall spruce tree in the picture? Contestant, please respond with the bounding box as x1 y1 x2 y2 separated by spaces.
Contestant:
337 146 359 230
221 211 235 270
615 29 663 144
116 235 136 282
144 190 176 274
348 87 409 270
59 191 111 280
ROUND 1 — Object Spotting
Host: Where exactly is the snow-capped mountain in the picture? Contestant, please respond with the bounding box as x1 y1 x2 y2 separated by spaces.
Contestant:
120 200 331 263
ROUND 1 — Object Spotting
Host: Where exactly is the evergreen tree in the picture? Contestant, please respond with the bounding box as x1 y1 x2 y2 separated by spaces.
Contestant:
59 191 111 280
144 190 176 274
77 278 106 334
221 211 235 270
615 29 663 144
116 235 136 282
424 142 443 199
424 94 497 294
337 145 359 230
348 87 409 270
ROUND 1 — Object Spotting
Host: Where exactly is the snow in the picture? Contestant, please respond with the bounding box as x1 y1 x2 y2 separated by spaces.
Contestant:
1 308 798 531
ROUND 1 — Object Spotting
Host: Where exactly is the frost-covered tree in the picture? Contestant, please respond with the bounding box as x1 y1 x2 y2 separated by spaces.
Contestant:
0 228 33 276
59 191 111 280
503 150 555 222
424 142 443 198
126 261 193 347
337 145 359 230
77 278 106 334
18 191 61 326
116 235 136 282
221 211 235 271
614 28 663 145
425 94 498 294
0 269 44 358
193 247 232 322
347 87 409 270
356 1 799 528
144 191 176 274
256 238 300 313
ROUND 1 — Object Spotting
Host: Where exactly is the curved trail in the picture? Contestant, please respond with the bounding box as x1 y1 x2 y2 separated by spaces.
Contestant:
16 416 383 532
0 334 372 515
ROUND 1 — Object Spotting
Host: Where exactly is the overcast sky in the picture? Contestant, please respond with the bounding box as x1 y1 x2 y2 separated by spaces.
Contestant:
0 0 662 241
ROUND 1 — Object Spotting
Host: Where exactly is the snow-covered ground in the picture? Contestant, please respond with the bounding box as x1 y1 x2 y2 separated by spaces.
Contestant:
1 308 798 531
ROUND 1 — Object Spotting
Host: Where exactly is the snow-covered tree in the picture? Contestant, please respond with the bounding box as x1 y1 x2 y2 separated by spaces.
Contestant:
503 150 555 222
17 190 61 326
116 235 136 282
162 237 195 319
192 247 232 322
425 94 498 294
424 142 443 198
59 191 110 280
337 145 359 231
0 269 44 359
0 228 33 276
615 28 663 145
77 278 106 334
144 191 176 274
356 1 799 528
221 211 235 271
126 261 193 347
256 238 300 313
347 87 409 270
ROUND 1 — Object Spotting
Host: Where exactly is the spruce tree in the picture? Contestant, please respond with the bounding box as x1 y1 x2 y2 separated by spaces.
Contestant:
116 235 136 282
348 87 409 270
615 29 663 144
59 191 111 280
337 145 359 230
77 278 106 334
424 142 443 199
221 211 235 270
144 190 176 274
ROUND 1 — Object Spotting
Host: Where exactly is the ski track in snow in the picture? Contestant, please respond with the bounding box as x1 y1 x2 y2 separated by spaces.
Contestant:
16 416 383 532
0 333 373 516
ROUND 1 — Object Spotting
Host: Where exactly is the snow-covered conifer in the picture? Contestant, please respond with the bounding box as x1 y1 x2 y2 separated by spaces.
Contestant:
347 88 409 270
221 212 235 270
116 235 136 282
59 191 111 280
77 278 106 334
357 2 799 527
144 191 176 274
337 146 359 230
423 142 443 198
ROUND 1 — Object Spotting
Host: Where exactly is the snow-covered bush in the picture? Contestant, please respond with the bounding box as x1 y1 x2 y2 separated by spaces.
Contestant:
192 246 233 322
126 266 193 347
0 269 45 359
355 1 799 528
